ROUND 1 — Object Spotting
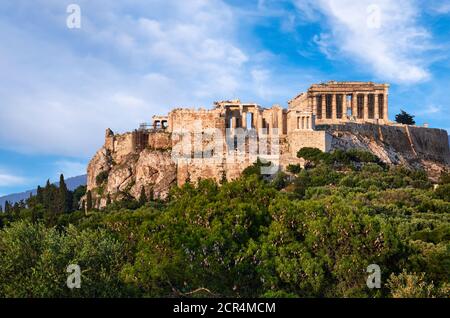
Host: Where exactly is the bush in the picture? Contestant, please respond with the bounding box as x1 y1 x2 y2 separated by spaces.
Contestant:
434 184 450 201
387 271 448 298
297 147 324 163
439 170 450 185
287 164 301 174
96 171 109 186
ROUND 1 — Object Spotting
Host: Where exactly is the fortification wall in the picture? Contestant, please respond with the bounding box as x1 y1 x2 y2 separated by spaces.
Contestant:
324 123 450 165
407 125 450 164
287 130 332 154
169 108 225 133
148 131 171 150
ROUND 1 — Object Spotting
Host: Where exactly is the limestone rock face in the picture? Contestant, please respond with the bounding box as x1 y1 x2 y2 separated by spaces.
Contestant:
327 123 450 182
86 123 450 208
86 129 176 208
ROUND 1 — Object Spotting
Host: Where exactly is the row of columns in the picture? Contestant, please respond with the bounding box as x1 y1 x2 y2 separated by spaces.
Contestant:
297 115 313 130
227 108 283 131
311 93 388 122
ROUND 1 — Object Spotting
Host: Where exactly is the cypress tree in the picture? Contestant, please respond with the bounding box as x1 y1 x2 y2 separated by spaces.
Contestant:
86 190 93 211
149 188 154 201
4 201 10 214
58 174 70 213
106 193 111 206
139 186 147 206
220 170 227 185
36 186 44 205
43 179 51 209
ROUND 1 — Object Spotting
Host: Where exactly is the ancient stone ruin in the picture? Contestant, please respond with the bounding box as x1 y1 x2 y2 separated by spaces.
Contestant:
86 81 450 208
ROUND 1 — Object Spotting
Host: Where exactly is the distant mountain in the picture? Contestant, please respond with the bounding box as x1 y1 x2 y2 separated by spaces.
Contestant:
0 175 87 209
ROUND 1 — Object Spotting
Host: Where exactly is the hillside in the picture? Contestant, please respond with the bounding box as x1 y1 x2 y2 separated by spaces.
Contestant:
85 124 450 209
0 150 448 298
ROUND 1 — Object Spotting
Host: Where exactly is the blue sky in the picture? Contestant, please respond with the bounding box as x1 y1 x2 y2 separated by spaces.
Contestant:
1 0 450 196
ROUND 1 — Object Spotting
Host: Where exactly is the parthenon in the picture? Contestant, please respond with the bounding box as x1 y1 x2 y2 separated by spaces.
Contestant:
288 81 389 125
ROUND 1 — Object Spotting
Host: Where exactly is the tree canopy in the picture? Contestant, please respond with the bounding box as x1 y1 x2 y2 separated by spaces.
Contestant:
0 148 448 298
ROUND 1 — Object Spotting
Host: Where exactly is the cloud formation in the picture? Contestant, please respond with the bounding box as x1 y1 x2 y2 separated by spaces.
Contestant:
0 170 27 187
294 0 433 83
0 0 262 157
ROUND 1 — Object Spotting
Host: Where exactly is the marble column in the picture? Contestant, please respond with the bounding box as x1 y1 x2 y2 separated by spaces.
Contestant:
331 94 337 120
384 93 388 122
374 94 379 120
351 93 357 119
363 93 368 121
312 95 317 118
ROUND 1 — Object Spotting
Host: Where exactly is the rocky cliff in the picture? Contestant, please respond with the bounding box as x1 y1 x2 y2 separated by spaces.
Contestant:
326 123 450 181
86 124 450 208
86 129 176 208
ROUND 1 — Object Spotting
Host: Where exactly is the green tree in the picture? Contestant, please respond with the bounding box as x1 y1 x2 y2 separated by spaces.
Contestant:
4 201 11 214
297 147 325 164
0 221 132 297
287 164 301 174
138 186 147 206
86 190 93 212
387 270 449 298
395 110 416 125
72 185 87 210
36 186 44 205
58 174 71 213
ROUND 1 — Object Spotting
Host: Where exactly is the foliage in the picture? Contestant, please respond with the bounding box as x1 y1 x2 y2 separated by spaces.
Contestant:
95 171 109 186
387 270 449 298
0 149 448 298
395 110 416 125
0 221 133 297
286 164 301 174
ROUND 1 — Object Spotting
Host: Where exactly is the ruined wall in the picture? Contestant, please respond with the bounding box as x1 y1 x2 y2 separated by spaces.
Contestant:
287 130 332 154
148 131 171 150
168 108 225 133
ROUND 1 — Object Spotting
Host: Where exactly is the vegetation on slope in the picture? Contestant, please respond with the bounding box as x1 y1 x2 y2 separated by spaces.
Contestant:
0 148 449 298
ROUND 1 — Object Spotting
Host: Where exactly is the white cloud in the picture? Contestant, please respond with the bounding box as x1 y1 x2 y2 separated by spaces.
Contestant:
294 0 432 83
416 105 442 115
0 171 27 187
428 1 450 14
0 0 258 157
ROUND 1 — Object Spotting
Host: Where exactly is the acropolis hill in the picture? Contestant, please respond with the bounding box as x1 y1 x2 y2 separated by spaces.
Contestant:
86 81 450 207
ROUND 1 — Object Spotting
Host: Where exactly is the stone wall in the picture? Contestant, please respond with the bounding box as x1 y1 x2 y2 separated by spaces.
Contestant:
148 131 171 150
287 130 331 154
86 120 450 208
324 123 450 164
